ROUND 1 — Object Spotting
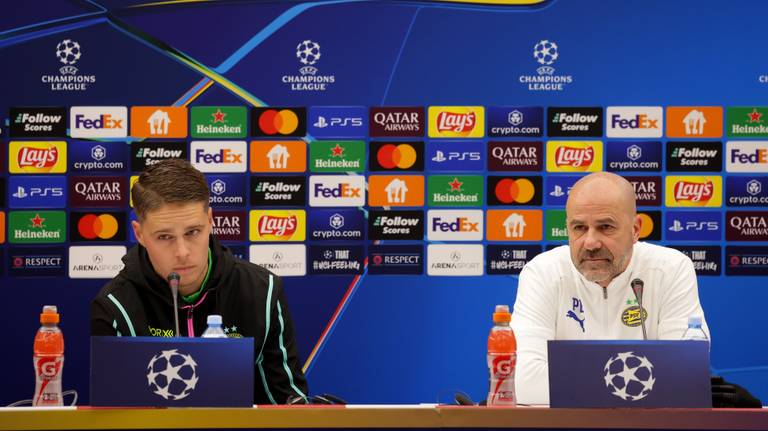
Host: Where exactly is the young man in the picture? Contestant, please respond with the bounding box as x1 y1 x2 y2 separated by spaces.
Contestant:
91 159 308 404
512 172 708 405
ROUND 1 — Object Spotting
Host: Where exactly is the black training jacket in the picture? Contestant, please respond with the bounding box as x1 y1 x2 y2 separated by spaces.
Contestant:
91 235 308 404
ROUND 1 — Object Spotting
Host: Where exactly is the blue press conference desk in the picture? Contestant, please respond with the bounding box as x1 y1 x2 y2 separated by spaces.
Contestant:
1 405 766 431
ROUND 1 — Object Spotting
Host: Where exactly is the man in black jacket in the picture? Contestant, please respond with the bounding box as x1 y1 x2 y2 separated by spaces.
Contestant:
91 159 308 404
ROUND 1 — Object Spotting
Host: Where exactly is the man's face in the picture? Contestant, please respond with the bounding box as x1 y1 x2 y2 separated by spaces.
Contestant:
132 202 213 293
566 190 640 286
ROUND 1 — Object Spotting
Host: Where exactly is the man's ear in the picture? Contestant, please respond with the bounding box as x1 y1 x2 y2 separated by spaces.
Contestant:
131 220 145 246
632 214 642 243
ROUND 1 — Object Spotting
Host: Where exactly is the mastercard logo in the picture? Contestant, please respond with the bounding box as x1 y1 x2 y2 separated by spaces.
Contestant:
638 213 654 239
252 108 306 137
376 143 418 169
494 178 536 204
637 211 661 241
77 214 119 240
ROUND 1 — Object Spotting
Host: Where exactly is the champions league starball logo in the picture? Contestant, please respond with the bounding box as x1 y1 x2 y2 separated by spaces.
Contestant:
533 40 558 73
282 39 335 91
56 39 81 73
603 351 656 401
296 40 321 71
146 349 199 401
519 39 572 91
43 39 96 91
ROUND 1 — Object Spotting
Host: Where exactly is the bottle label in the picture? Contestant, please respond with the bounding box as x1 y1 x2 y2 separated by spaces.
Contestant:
488 353 517 406
36 356 63 381
490 353 516 378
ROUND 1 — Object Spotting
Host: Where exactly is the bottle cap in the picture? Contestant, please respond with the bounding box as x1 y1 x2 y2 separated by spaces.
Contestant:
493 305 511 323
40 305 60 324
687 315 703 327
207 314 223 325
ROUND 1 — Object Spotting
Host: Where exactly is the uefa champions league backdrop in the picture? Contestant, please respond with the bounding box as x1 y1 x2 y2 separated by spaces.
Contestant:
0 0 767 405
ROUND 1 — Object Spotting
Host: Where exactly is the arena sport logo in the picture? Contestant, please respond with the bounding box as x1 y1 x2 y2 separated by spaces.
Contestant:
206 175 246 207
308 209 364 241
427 175 483 207
666 142 722 172
546 175 579 206
665 176 722 207
726 107 768 138
212 210 246 241
368 210 424 241
726 211 768 241
670 246 720 276
486 245 542 275
308 106 367 138
308 175 365 207
9 141 67 174
487 107 543 137
69 176 126 208
426 141 483 172
8 176 66 209
487 141 541 172
249 244 306 277
282 40 336 92
8 211 66 244
309 140 365 173
130 107 188 138
519 40 573 92
487 176 542 206
486 209 543 242
70 212 125 242
624 176 662 206
69 107 127 138
370 141 424 172
131 142 187 171
190 141 246 173
427 244 483 276
726 176 768 206
369 107 424 137
548 107 603 137
250 140 306 173
42 39 96 91
10 107 67 137
250 176 305 206
606 107 663 138
368 175 424 207
605 141 661 172
70 141 127 172
725 246 768 276
8 246 67 277
251 107 306 137
427 106 484 138
666 106 723 138
249 210 306 242
368 244 423 275
725 141 768 173
546 141 603 172
190 106 247 139
68 246 126 278
308 245 364 275
665 211 721 242
427 209 483 241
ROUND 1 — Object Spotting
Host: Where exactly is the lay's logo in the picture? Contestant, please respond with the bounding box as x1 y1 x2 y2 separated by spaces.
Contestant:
546 141 602 172
249 210 306 241
665 176 722 207
10 141 67 173
428 106 484 138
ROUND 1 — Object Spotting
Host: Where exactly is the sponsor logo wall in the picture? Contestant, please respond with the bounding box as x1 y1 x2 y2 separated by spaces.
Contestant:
2 105 766 277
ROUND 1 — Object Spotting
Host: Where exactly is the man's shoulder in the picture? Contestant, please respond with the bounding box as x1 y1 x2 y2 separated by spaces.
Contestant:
633 242 691 270
92 274 141 305
226 256 282 294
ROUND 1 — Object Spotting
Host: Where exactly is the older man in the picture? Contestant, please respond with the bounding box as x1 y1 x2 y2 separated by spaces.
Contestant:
512 172 709 405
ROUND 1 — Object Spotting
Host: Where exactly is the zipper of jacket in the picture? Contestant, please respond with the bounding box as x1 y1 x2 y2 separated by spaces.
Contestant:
187 307 195 337
602 286 607 299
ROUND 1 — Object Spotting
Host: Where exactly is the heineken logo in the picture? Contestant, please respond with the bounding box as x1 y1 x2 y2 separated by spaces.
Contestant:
190 106 247 138
9 211 66 244
427 175 483 207
727 107 768 137
309 140 365 172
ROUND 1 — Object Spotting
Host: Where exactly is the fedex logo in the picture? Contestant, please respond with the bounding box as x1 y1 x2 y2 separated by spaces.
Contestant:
606 107 663 138
190 141 246 173
70 107 128 138
427 210 483 241
726 142 768 172
308 175 365 207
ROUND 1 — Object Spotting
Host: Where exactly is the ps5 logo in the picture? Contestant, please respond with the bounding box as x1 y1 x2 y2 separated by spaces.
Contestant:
431 151 481 162
549 185 572 198
313 116 363 128
12 186 64 198
668 220 719 232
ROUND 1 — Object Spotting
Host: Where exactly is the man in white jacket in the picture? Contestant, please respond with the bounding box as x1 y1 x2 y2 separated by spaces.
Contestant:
512 172 709 405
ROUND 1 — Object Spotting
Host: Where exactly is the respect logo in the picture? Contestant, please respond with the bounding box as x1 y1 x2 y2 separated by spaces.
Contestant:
665 176 722 207
249 210 306 241
9 141 67 173
428 106 484 138
546 141 602 172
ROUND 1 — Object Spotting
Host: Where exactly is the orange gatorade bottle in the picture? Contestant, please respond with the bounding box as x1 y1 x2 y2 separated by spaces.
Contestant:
486 305 517 406
33 305 64 406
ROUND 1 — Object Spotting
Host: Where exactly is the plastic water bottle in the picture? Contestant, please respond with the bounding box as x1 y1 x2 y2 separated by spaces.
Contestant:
487 305 516 406
682 315 709 342
201 315 227 338
33 305 64 406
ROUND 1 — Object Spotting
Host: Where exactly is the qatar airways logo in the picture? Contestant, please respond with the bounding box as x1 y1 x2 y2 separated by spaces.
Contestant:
436 112 476 133
674 181 714 203
555 146 594 167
